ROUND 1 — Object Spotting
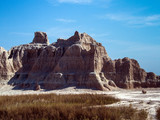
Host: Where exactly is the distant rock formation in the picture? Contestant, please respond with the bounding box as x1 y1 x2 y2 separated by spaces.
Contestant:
103 57 159 88
0 31 160 90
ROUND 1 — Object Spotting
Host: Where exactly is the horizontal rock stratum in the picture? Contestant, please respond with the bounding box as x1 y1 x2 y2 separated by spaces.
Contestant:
0 31 160 90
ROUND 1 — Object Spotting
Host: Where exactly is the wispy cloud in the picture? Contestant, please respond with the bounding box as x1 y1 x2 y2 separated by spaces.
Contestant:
103 38 160 53
90 33 109 38
10 32 32 36
46 0 113 6
56 18 76 23
47 0 92 5
58 0 92 4
101 13 160 27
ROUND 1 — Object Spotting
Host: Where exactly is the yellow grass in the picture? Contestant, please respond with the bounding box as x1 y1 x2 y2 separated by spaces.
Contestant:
0 94 148 120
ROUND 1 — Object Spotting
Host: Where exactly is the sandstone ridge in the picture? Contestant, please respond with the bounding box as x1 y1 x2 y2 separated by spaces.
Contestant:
0 31 159 90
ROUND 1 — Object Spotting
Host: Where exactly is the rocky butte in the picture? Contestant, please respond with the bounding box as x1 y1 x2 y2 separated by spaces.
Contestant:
0 31 160 90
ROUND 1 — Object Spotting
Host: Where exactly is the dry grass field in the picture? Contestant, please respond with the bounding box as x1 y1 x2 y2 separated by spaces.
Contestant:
0 94 148 120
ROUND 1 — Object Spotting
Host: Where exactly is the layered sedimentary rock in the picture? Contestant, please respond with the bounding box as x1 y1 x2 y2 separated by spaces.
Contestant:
0 47 14 81
0 31 159 90
103 57 160 88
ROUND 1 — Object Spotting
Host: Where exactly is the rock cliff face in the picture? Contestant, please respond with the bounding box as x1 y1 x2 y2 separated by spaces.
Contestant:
0 31 159 90
0 47 14 81
103 57 160 88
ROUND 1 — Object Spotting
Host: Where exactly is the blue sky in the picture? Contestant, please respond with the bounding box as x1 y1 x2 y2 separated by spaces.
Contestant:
0 0 160 75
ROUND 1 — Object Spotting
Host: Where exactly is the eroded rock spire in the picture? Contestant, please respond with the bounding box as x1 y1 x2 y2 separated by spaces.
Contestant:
32 32 49 44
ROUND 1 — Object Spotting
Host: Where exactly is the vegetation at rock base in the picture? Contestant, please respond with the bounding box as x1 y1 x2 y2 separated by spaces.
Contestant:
156 107 160 120
0 94 148 120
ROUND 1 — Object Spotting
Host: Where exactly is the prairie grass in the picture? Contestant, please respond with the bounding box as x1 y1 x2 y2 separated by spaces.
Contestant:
156 107 160 120
0 94 148 120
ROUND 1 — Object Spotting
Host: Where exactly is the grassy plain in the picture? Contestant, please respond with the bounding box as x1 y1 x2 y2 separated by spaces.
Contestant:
0 94 148 120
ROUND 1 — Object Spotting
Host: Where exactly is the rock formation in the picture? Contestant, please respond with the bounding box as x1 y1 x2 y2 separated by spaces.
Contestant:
142 89 147 94
0 31 159 90
103 57 160 88
0 47 14 81
32 32 49 44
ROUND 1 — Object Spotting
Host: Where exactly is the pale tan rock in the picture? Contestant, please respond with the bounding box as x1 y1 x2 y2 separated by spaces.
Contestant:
7 43 48 86
1 31 159 90
0 47 14 81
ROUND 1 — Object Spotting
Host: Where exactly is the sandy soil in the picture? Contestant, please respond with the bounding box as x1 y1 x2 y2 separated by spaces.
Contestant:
105 89 160 120
0 84 159 120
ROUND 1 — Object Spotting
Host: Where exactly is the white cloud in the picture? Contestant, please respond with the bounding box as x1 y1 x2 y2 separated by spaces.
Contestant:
10 32 32 36
46 0 113 6
102 13 160 27
103 38 160 53
47 0 92 4
58 0 92 4
56 18 76 23
90 33 109 38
